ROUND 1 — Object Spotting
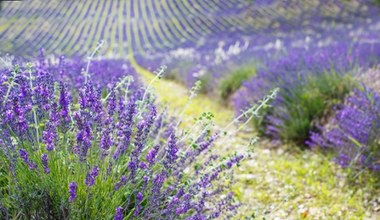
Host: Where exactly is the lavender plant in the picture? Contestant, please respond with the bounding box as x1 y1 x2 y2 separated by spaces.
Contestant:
309 87 380 174
0 57 277 219
233 42 380 146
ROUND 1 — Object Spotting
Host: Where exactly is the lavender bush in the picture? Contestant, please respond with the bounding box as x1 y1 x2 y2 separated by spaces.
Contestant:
309 87 380 174
0 56 276 219
233 44 367 145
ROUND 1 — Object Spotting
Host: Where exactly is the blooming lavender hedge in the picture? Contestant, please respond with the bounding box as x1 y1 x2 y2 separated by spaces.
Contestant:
0 56 276 219
233 42 380 145
309 87 380 174
36 49 141 90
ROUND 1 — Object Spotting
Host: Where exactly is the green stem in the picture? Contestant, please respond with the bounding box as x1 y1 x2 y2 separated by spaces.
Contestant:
2 66 19 107
139 65 167 116
27 64 40 145
84 40 104 84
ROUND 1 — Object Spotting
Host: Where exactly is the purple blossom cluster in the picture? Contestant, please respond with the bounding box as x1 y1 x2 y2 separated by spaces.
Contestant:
85 166 100 187
39 51 141 90
0 55 244 219
41 153 50 174
309 88 380 173
69 182 78 203
19 149 37 170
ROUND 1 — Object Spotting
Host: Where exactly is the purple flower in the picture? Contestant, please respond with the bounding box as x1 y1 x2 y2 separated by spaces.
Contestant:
90 166 100 177
311 88 380 173
113 97 136 160
43 104 59 152
107 89 117 115
28 161 38 170
139 162 147 169
114 175 127 190
100 127 112 152
164 133 178 169
128 161 137 171
19 149 29 163
11 98 29 133
69 181 78 202
136 192 143 201
41 154 50 174
73 111 93 161
146 145 159 165
114 206 124 220
134 205 141 217
58 83 70 124
85 166 100 187
19 148 37 170
147 105 157 127
128 118 152 180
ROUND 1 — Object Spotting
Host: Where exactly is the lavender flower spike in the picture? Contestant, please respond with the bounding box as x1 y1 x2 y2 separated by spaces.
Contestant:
114 206 124 220
41 154 50 174
85 166 100 187
19 149 29 164
69 181 78 202
19 148 37 170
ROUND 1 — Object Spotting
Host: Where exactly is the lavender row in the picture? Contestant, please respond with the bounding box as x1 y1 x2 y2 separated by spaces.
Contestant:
133 1 377 88
0 0 375 58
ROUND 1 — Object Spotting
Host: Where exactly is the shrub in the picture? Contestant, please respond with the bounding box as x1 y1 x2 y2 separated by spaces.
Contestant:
267 70 354 145
233 42 380 146
219 66 256 102
241 68 354 146
0 57 276 219
309 87 380 174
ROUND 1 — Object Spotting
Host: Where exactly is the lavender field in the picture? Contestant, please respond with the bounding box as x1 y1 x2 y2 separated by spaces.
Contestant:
1 0 380 219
